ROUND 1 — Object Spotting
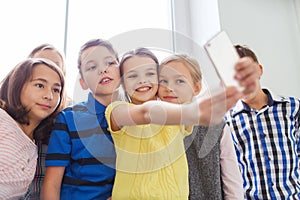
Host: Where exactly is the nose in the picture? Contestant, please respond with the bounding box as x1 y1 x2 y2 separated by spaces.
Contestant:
138 80 146 84
164 83 174 92
43 89 53 100
167 86 174 92
137 75 147 84
98 66 108 75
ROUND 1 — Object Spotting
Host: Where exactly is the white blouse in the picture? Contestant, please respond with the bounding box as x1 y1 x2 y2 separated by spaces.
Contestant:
0 108 37 200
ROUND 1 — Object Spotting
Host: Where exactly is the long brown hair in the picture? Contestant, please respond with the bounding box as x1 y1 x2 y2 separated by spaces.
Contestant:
0 58 66 144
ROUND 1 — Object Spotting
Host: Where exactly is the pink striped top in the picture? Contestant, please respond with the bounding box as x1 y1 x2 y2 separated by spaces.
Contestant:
0 108 37 199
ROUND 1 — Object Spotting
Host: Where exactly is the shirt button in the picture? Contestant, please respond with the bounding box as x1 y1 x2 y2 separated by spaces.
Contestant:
21 167 25 171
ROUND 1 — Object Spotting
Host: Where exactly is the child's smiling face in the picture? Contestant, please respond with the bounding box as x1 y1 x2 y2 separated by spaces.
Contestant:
158 61 201 104
122 55 158 105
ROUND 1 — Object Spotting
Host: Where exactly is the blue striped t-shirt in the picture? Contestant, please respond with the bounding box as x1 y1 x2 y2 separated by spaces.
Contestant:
46 93 116 200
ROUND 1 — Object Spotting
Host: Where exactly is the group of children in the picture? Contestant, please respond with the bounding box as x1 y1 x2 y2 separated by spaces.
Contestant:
0 38 259 199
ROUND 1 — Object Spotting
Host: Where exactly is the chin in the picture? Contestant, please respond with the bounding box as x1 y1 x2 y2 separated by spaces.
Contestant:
243 92 256 102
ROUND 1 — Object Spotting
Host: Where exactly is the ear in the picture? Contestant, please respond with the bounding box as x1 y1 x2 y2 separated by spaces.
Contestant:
79 78 89 90
258 64 263 76
193 82 202 96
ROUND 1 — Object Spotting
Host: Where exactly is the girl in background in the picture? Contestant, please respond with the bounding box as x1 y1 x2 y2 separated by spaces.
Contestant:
158 54 243 199
28 43 66 74
0 58 65 199
21 43 68 200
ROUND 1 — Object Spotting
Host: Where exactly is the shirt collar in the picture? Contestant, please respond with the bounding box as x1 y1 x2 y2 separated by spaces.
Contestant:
231 88 290 117
86 92 106 115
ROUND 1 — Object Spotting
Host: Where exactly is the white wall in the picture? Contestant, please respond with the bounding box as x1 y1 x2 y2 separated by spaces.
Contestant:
172 0 227 95
219 0 300 98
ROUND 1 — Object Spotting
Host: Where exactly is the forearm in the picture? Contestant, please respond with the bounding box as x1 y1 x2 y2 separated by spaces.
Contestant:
142 100 199 125
220 126 244 199
41 181 60 200
41 166 64 200
112 100 199 127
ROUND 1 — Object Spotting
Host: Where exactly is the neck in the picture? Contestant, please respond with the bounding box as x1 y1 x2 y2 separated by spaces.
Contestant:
243 89 268 110
93 92 119 106
131 96 157 105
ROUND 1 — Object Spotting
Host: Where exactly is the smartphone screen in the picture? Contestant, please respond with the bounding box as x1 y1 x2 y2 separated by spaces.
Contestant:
204 31 242 89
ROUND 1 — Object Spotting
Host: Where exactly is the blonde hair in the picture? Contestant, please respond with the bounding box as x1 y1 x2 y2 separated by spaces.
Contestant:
160 54 202 85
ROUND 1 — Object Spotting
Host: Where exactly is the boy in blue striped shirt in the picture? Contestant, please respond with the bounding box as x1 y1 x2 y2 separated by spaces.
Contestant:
225 44 300 199
42 39 120 200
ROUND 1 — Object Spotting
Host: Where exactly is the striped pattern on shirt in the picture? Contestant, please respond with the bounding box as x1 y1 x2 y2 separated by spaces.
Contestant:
45 93 116 200
0 108 37 199
225 89 300 199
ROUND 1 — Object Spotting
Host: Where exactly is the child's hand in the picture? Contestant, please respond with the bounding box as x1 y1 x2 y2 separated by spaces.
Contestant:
234 57 260 96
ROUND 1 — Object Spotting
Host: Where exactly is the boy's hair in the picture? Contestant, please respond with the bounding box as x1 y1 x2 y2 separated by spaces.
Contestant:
77 39 119 78
160 54 202 85
28 43 66 75
119 47 159 82
0 58 66 144
234 44 259 63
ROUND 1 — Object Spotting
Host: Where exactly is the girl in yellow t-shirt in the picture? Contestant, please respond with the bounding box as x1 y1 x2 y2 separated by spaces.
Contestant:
105 48 242 199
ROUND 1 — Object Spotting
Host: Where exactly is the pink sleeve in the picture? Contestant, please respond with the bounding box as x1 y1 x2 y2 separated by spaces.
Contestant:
220 125 244 200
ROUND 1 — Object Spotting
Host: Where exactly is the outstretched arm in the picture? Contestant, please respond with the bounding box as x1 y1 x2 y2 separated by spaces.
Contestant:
109 86 241 131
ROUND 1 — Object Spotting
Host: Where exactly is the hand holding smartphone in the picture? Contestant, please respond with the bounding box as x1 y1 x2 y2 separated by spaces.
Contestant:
204 31 243 90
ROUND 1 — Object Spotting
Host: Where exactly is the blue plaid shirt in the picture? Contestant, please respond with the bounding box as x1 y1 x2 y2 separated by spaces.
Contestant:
225 89 300 199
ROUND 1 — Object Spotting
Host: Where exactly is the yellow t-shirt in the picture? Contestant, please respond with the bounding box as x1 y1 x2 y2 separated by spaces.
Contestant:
105 101 191 200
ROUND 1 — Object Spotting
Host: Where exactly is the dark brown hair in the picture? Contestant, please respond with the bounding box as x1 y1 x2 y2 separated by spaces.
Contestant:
0 58 66 144
235 44 259 63
77 39 119 78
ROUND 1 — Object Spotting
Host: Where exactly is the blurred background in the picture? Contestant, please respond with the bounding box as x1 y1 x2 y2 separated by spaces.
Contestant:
0 0 299 101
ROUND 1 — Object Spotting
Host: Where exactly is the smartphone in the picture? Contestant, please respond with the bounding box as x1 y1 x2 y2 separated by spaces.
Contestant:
204 31 242 89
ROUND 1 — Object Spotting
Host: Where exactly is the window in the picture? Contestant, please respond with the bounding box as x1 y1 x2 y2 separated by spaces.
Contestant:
0 0 171 100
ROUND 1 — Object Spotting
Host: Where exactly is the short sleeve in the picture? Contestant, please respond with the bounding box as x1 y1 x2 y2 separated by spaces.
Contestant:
45 112 71 167
105 101 129 134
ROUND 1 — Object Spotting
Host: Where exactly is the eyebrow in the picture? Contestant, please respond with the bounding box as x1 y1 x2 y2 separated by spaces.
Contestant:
31 78 62 87
84 60 96 65
83 56 116 65
159 74 186 80
128 66 156 73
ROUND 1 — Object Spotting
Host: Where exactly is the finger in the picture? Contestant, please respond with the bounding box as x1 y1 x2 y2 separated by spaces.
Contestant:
234 57 252 72
239 72 259 88
234 57 258 80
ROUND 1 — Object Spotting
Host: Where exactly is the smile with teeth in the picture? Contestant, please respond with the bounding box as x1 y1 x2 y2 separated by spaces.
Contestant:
136 86 151 92
99 77 112 84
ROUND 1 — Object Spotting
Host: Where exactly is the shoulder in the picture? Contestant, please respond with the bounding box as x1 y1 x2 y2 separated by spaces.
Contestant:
57 102 89 117
274 94 300 112
106 101 130 115
0 108 16 126
66 102 89 112
0 108 10 118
